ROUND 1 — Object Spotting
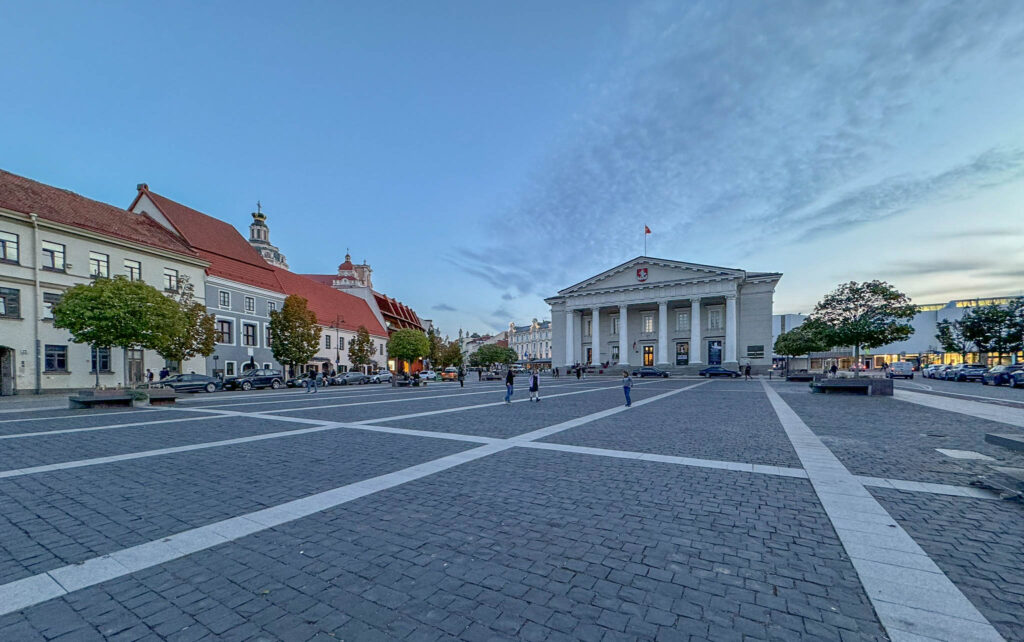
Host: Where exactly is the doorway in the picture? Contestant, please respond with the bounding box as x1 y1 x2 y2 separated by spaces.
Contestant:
675 342 689 366
0 347 13 395
707 340 722 365
586 347 592 364
643 345 654 366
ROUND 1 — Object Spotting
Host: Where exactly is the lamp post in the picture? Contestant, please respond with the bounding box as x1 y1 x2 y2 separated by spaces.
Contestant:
212 355 220 380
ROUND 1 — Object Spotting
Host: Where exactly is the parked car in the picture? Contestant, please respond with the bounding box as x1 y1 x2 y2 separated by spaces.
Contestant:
1011 370 1024 388
370 370 393 384
286 372 315 388
929 364 952 380
336 371 369 385
886 361 914 380
631 366 670 378
950 364 988 382
982 365 1023 386
699 366 740 378
481 371 503 381
923 364 946 378
419 370 437 381
222 368 284 391
157 373 222 393
441 367 459 381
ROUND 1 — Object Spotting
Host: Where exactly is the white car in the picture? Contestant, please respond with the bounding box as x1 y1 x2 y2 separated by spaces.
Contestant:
419 370 437 381
371 371 393 384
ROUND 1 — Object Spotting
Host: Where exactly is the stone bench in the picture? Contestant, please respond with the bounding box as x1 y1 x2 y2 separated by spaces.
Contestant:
810 378 893 396
786 373 819 382
146 389 178 406
396 380 413 387
69 390 135 409
985 433 1024 452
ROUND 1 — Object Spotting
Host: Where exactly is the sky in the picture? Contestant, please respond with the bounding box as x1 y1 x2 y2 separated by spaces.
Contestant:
2 1 1024 338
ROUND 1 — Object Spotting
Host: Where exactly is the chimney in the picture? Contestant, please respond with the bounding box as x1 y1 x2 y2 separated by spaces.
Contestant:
136 183 148 192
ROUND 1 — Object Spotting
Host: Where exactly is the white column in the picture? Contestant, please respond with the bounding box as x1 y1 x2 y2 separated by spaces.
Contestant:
689 297 702 364
591 307 600 365
618 304 629 365
564 309 575 366
657 301 669 365
725 295 738 364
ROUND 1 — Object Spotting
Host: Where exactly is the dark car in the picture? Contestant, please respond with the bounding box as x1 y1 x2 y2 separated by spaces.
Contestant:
223 368 284 391
699 366 740 378
286 372 314 388
335 371 369 385
631 367 670 378
950 364 988 382
157 374 222 393
982 365 1023 386
1011 370 1024 388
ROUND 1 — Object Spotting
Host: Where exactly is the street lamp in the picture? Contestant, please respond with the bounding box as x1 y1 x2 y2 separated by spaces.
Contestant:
212 355 220 380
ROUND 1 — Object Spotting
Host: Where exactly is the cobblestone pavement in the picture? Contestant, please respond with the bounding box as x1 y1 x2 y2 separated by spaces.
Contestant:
0 377 1020 640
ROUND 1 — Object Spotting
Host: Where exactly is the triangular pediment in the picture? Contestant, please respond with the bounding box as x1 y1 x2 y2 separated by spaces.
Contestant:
558 256 744 296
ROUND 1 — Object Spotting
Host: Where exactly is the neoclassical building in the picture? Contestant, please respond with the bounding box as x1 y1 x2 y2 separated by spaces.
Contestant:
546 257 781 372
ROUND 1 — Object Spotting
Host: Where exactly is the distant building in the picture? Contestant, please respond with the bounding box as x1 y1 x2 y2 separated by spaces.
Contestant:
508 319 552 364
247 204 289 269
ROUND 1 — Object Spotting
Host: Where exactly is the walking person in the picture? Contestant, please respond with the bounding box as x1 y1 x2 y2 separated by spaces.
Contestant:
146 369 154 384
622 370 632 407
830 363 838 378
744 363 751 380
458 367 465 388
504 369 515 404
529 370 540 402
576 367 581 381
478 369 482 381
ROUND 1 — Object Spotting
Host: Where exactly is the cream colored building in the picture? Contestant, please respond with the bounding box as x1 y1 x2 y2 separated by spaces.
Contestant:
546 257 781 373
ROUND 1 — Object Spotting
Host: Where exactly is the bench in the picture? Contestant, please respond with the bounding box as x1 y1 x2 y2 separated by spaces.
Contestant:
810 378 893 396
69 390 135 409
146 389 178 406
786 373 818 382
396 380 412 387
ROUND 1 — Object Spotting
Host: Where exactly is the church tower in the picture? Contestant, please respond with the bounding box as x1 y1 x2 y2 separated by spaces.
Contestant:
248 202 289 269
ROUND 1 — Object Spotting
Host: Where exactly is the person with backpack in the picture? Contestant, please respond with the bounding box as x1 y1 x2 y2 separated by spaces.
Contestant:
529 370 540 402
504 369 515 404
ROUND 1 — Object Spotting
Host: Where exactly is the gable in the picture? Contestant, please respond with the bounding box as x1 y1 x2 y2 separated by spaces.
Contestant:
560 257 742 295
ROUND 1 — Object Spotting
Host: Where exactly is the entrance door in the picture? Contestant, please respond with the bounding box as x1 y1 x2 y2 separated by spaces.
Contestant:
707 340 722 365
0 347 13 395
127 349 144 385
586 347 592 364
643 345 654 366
675 342 689 366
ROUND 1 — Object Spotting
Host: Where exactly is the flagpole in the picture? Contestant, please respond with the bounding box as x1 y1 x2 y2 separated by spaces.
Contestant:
644 224 646 256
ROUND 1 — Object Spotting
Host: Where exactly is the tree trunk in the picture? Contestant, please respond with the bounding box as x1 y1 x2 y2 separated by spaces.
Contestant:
93 345 100 388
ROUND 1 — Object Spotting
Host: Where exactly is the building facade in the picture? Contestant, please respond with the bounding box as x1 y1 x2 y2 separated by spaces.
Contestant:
247 205 289 269
0 170 209 394
508 319 552 363
547 257 781 373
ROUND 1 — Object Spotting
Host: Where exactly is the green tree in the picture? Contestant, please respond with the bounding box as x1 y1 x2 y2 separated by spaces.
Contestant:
387 328 430 372
935 319 971 364
53 275 180 387
809 281 916 373
1004 298 1024 361
773 320 829 374
157 276 216 372
960 304 1009 363
426 327 444 368
439 340 464 368
269 295 321 374
473 344 517 369
348 325 375 371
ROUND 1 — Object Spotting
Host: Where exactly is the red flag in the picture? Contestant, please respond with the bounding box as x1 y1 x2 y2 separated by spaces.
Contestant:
644 225 651 234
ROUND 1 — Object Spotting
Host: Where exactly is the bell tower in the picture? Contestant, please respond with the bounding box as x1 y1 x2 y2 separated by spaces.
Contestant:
247 202 289 269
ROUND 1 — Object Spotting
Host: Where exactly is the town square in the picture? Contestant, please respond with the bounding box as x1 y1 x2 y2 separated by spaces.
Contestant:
3 1 1024 641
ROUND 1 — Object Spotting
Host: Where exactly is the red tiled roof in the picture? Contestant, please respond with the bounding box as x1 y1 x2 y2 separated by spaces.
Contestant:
272 268 388 337
302 274 336 287
0 169 198 258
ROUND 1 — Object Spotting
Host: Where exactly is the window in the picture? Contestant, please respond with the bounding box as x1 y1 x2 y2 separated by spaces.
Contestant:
325 334 331 350
216 319 233 344
243 323 258 347
88 251 109 278
244 296 254 313
268 301 277 313
339 337 345 350
219 291 231 308
585 318 592 336
0 231 18 263
124 259 141 281
0 287 20 318
610 316 619 335
44 345 68 372
43 292 62 319
379 343 384 355
91 347 111 372
676 311 689 332
163 268 179 292
225 361 236 376
41 241 65 271
747 345 765 359
708 309 722 331
263 362 272 370
265 325 273 347
642 313 654 333
611 344 620 362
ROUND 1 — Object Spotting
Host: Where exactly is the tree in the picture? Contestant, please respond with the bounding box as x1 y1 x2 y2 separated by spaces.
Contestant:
387 328 430 372
935 319 971 364
473 344 517 369
439 340 464 368
269 295 321 374
157 276 216 372
426 327 444 368
1004 298 1024 361
348 325 375 371
773 319 830 374
53 275 181 387
960 304 1010 363
808 281 916 373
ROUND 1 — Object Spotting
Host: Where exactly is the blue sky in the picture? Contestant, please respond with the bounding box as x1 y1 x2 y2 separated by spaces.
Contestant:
3 1 1024 337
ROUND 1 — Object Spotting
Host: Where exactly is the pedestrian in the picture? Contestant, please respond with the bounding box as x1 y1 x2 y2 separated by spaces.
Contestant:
159 366 169 380
458 367 465 388
622 370 632 407
830 363 838 378
504 369 515 404
478 369 482 381
146 368 154 383
744 363 751 380
576 367 581 381
529 370 540 402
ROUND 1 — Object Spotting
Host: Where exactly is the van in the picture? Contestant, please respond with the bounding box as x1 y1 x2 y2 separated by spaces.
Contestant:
887 361 914 380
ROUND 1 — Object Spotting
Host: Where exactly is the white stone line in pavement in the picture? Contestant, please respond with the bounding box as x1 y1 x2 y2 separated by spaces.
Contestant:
856 476 998 499
184 385 493 410
0 405 67 414
0 408 159 424
0 380 701 617
0 414 224 441
894 389 1024 428
761 380 1004 642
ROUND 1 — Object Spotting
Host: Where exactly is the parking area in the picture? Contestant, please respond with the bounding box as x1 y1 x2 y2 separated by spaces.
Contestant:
0 377 1021 640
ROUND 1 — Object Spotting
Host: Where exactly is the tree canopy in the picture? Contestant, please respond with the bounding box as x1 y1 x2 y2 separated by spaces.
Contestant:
439 340 464 368
808 281 916 365
348 325 375 368
935 319 971 362
387 328 430 369
773 320 830 359
269 295 321 370
472 343 517 368
426 327 444 367
157 276 217 367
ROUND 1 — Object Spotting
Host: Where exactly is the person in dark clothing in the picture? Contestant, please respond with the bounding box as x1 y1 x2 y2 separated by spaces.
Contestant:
159 367 169 380
830 363 838 377
529 370 540 402
478 369 482 381
146 369 154 383
744 364 751 380
458 367 465 388
504 370 515 404
575 368 581 380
